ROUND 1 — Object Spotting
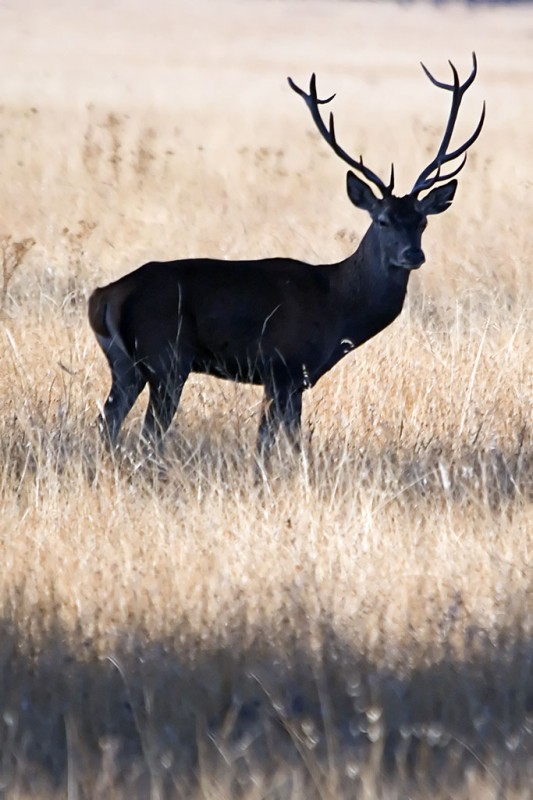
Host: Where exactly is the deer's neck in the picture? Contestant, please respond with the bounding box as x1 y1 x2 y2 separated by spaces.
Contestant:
335 226 411 343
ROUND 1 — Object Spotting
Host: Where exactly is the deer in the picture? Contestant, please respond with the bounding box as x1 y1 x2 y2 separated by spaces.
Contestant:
88 54 484 456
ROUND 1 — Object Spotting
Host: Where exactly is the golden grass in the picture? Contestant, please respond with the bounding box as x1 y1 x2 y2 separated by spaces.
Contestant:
0 0 532 796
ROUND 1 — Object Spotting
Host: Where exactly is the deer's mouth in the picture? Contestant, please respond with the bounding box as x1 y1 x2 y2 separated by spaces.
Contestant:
392 259 425 271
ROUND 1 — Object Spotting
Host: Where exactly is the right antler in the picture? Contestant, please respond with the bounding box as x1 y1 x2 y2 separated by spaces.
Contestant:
411 52 486 196
288 73 395 198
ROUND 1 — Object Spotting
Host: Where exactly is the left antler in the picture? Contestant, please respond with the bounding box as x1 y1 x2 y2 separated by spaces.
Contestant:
411 52 486 196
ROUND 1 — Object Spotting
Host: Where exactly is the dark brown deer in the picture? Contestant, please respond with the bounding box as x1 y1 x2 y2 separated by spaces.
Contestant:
89 54 484 454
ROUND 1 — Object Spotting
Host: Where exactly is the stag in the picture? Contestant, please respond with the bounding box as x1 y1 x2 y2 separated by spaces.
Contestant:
89 55 484 454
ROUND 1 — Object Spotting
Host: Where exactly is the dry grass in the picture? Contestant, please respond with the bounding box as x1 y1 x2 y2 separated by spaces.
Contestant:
0 0 532 796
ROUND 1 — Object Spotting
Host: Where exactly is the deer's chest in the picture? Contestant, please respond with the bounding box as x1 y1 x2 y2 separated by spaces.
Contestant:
349 276 408 342
308 285 407 384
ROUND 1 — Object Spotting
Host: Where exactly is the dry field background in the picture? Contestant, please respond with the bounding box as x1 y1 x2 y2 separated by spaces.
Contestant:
0 0 532 797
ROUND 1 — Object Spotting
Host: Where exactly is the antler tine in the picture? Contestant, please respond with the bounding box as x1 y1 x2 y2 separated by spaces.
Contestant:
288 74 393 197
421 58 460 92
413 154 469 195
411 52 485 196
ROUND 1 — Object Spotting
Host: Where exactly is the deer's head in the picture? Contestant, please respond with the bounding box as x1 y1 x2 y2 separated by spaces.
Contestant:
289 55 485 272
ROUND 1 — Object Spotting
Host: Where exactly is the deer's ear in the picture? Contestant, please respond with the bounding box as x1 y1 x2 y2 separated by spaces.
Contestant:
346 171 380 215
418 180 457 215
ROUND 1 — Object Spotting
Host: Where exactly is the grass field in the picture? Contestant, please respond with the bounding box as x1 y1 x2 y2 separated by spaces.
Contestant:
0 0 532 796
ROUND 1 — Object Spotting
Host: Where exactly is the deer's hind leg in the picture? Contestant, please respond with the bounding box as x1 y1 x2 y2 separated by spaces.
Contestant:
96 333 147 446
141 349 192 447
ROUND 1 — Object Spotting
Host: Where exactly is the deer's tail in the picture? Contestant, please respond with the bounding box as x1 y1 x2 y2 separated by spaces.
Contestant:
88 287 111 338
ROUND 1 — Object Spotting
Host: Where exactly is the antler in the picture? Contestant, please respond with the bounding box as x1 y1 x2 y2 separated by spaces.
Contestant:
288 73 394 198
411 52 486 196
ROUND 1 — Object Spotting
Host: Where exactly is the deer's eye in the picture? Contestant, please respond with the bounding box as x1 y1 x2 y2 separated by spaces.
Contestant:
377 217 390 228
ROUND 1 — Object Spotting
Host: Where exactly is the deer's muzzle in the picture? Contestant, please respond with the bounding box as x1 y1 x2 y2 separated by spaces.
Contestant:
395 247 425 270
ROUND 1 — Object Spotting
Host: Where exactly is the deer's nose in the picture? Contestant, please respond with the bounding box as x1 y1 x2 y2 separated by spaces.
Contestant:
399 247 425 270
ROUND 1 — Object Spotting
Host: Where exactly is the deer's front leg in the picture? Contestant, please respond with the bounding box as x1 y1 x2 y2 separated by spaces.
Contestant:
256 383 303 457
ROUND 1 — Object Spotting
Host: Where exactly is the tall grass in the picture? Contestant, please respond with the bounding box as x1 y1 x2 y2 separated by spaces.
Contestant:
0 0 531 796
